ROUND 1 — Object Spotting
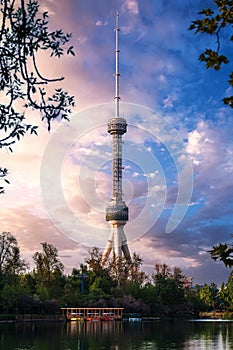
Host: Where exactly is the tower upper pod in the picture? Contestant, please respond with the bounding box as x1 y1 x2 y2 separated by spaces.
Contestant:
107 117 127 135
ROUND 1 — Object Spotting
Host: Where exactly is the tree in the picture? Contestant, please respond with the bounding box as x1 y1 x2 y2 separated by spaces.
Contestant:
33 242 64 299
189 0 233 107
153 263 171 280
89 276 111 300
209 235 233 268
185 284 210 314
0 283 16 312
0 231 28 276
225 271 233 310
85 248 115 299
151 263 189 314
172 266 186 289
105 252 146 293
199 283 216 310
0 0 75 192
85 247 104 276
60 268 87 307
128 252 146 285
33 242 64 282
217 282 228 310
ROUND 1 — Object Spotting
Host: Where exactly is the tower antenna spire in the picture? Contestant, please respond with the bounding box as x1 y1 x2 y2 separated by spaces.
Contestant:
115 11 120 117
101 12 131 265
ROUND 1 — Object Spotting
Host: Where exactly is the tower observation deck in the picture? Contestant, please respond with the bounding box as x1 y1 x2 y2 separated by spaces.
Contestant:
101 13 131 265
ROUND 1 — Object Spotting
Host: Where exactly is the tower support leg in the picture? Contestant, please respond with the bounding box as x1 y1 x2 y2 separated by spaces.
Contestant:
102 220 130 265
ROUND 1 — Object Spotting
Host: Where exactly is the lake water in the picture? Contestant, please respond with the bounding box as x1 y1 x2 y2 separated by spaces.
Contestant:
0 319 233 350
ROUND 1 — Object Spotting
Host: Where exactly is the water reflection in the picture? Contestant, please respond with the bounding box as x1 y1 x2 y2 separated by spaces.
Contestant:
185 320 233 350
0 319 233 350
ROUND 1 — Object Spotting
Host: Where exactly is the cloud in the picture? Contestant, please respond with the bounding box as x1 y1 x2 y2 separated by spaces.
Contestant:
96 20 108 26
163 95 174 108
2 0 233 287
127 116 233 285
186 120 233 221
122 0 139 15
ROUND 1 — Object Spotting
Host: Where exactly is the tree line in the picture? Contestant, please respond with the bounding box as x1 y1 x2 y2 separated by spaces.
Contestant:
0 231 232 318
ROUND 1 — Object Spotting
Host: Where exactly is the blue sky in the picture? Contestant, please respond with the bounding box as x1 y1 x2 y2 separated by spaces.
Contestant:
2 0 233 286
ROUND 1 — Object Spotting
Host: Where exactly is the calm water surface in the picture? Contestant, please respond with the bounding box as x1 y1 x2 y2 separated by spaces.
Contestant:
0 319 233 350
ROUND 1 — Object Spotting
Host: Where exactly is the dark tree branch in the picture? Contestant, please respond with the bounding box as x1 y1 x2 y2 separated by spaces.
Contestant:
189 1 233 108
0 0 75 193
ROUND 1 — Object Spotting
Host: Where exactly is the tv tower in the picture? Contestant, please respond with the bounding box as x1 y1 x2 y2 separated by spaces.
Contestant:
101 12 131 265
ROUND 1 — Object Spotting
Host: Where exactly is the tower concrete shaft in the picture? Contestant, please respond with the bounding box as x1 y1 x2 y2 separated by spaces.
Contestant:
101 13 131 265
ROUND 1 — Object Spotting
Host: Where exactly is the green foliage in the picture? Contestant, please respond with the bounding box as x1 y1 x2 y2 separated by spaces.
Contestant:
225 271 233 310
90 276 111 295
35 284 49 302
186 291 208 313
0 0 75 193
33 242 64 281
33 242 64 299
60 284 83 308
1 283 16 312
189 0 233 107
199 283 219 311
0 314 15 320
150 263 188 314
85 247 105 276
199 49 229 70
141 283 157 312
199 284 213 310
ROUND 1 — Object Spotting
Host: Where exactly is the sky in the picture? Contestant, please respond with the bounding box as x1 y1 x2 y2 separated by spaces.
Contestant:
2 0 233 286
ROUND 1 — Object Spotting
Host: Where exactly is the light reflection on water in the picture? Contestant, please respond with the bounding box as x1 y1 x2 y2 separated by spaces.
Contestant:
185 320 233 350
0 319 233 350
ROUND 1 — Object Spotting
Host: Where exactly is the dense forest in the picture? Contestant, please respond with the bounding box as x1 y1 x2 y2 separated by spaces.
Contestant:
0 232 232 319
